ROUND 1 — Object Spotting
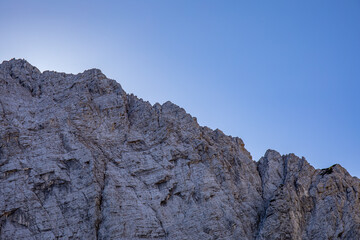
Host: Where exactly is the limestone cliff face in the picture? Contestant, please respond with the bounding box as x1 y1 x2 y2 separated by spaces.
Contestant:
0 59 359 240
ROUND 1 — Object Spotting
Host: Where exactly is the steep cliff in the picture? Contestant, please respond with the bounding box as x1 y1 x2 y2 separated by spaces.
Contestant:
0 59 359 239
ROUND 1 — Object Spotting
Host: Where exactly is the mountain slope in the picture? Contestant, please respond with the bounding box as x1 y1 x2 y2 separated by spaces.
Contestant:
0 59 359 239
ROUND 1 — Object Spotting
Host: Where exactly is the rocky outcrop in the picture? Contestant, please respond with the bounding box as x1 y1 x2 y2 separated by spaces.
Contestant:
0 59 359 239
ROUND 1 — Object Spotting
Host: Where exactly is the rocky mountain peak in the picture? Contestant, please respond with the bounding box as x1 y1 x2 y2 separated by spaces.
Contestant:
0 59 359 239
1 58 40 71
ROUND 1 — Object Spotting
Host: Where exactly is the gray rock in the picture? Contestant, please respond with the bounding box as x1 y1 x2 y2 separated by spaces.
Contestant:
0 58 359 239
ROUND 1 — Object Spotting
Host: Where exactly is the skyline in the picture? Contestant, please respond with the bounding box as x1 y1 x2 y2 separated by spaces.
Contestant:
1 0 359 176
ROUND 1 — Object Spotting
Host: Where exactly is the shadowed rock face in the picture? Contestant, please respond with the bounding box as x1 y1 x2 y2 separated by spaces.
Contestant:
0 59 359 240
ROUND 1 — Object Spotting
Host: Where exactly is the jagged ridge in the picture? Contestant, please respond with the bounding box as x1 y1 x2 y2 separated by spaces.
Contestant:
0 59 359 240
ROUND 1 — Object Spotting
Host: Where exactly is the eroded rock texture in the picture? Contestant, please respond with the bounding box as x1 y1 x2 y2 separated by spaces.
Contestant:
0 59 359 239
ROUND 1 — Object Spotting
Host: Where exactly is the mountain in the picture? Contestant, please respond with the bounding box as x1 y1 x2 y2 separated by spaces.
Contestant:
0 59 359 239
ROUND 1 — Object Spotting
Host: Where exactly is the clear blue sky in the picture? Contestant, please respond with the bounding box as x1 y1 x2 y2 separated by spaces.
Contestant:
1 1 359 176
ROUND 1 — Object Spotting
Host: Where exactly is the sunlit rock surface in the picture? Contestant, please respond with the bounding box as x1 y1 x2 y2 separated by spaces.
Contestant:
0 59 359 239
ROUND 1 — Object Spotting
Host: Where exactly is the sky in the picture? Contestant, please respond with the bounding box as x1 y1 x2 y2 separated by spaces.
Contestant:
0 0 359 176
